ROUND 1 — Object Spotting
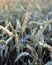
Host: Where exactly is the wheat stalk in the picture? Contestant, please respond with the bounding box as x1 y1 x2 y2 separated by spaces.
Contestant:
0 25 13 36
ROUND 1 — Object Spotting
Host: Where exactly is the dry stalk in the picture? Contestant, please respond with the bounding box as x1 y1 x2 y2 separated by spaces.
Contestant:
21 12 30 34
5 20 9 26
26 44 38 56
9 22 15 33
26 44 44 65
43 20 52 31
38 41 52 51
26 44 35 51
15 33 19 53
0 37 13 45
0 25 13 36
5 21 15 33
0 40 6 44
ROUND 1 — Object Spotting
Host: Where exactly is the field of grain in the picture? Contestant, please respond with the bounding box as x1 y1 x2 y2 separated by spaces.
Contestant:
0 0 52 65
